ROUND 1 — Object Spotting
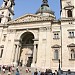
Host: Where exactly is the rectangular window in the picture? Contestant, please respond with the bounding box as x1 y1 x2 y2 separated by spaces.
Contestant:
54 50 59 60
70 49 75 59
2 34 6 41
68 31 75 38
53 32 60 39
0 49 3 58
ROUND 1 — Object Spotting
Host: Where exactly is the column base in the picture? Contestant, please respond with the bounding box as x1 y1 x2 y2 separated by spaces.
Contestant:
31 63 36 68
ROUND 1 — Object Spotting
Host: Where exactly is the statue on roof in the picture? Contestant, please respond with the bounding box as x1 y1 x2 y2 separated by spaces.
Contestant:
42 0 48 4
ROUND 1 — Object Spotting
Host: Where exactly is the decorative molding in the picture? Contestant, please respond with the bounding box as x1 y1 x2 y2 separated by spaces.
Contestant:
51 44 61 48
67 43 75 47
0 45 4 48
8 29 16 33
39 27 47 32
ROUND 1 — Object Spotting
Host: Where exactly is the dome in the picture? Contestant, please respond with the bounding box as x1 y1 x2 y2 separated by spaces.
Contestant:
35 0 54 15
36 5 54 15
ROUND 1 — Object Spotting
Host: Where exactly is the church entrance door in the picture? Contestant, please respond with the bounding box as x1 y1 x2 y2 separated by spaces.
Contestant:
20 32 34 67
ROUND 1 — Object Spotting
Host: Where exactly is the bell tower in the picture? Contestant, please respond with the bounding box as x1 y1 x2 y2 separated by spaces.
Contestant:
60 0 75 19
0 0 15 24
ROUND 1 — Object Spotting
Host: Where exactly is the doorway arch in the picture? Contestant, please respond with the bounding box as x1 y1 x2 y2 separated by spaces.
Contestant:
19 32 34 67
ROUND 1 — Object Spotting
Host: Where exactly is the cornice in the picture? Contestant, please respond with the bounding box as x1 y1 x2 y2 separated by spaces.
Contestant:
60 17 75 22
7 18 54 25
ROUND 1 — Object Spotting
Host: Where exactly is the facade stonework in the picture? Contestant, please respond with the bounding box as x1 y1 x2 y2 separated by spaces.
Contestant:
0 0 75 71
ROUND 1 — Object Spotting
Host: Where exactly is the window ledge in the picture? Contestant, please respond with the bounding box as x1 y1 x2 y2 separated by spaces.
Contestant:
68 36 75 38
69 59 75 61
52 59 59 61
53 38 60 40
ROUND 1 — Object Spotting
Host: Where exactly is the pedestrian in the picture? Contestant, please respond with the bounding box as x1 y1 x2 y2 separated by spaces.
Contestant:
2 65 5 73
40 72 44 75
12 66 15 72
7 70 11 75
15 69 20 75
38 71 41 75
34 69 38 75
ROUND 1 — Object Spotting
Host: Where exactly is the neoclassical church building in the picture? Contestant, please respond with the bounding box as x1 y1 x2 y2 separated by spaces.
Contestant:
0 0 75 71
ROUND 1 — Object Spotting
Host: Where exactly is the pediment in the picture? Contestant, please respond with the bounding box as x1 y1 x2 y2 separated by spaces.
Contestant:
8 14 41 24
13 14 40 22
8 14 53 24
51 44 61 48
67 43 75 47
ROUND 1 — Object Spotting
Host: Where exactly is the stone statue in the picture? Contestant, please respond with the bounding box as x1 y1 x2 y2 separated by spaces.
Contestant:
42 0 48 3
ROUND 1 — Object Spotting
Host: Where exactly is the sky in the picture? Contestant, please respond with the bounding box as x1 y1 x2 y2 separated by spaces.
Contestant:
0 0 60 19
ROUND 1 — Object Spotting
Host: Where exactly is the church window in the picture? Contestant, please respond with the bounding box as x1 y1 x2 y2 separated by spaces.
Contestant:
10 4 12 7
67 10 72 17
2 12 4 14
53 32 60 39
70 49 75 59
0 18 1 23
54 49 59 60
9 13 11 17
5 2 7 6
69 31 74 38
3 34 6 41
0 49 3 58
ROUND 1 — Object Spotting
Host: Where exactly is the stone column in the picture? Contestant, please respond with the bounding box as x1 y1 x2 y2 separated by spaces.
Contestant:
14 44 19 66
17 45 21 62
33 44 37 63
31 44 37 67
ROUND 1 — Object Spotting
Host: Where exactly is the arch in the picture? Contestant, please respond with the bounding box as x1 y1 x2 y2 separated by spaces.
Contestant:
20 32 34 45
18 31 36 40
19 32 35 67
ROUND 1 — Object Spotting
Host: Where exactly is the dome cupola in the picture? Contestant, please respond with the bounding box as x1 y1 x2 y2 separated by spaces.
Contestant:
36 0 55 18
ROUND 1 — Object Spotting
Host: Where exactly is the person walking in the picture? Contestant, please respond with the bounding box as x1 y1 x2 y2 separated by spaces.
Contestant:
15 69 20 75
38 71 41 75
7 70 11 75
34 69 38 75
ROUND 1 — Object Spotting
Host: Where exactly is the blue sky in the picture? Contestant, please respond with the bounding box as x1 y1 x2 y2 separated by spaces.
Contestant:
0 0 60 19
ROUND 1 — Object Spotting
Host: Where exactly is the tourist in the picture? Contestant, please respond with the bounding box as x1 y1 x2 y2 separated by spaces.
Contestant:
34 69 38 75
2 65 5 73
38 71 41 75
15 69 20 75
7 70 11 75
40 72 44 75
12 66 15 72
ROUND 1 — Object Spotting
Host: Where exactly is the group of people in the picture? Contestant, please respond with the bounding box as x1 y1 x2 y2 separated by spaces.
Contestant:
0 65 59 75
32 69 58 75
0 65 20 75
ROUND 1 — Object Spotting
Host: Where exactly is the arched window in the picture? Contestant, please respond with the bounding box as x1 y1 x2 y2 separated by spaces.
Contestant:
5 2 7 6
67 10 72 17
71 49 74 59
54 50 59 59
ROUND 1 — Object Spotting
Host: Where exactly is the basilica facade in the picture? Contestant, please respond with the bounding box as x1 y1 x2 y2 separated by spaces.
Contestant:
0 0 75 71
